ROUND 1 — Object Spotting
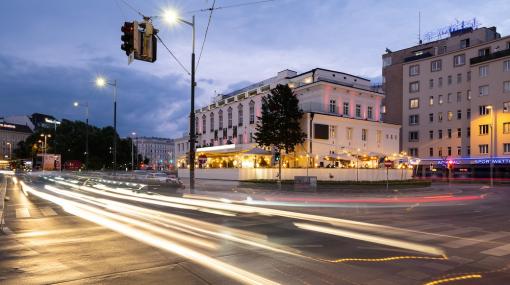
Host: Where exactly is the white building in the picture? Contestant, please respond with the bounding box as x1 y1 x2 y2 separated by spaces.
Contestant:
0 122 33 160
133 137 175 170
175 68 401 170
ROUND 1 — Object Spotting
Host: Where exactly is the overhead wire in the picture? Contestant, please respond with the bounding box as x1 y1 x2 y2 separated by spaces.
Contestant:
185 0 275 14
155 34 191 75
196 0 216 72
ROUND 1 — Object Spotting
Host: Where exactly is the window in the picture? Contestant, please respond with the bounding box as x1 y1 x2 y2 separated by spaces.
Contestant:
409 148 418 157
409 81 420 93
383 56 392 68
361 129 368 141
479 124 489 135
429 113 434 123
479 105 491 115
504 143 510 153
439 45 447 54
195 117 199 134
249 100 255 124
408 131 419 142
439 95 444 104
479 66 488 77
456 92 462 103
409 114 419 125
429 79 434 89
314 124 329 139
227 107 233 128
238 104 243 126
478 47 490 56
504 102 510 113
346 127 353 140
479 144 489 154
447 111 453 121
438 112 443 122
210 113 214 132
429 130 434 139
355 104 361 117
467 146 471 155
431 60 442 72
467 108 471 119
460 39 470 48
438 77 443 87
467 127 471 137
329 99 336 113
448 147 452 156
504 60 510 72
438 129 443 139
429 96 434 106
438 147 443 157
409 98 419 109
429 147 434 157
457 73 462 84
329 125 336 139
447 129 452 139
457 110 462 120
343 102 349 116
448 75 452 85
503 122 510 134
447 93 452 103
202 115 206 134
504 81 510 93
454 54 466 66
367 106 373 119
222 128 227 139
218 109 223 129
457 128 462 138
233 126 237 137
467 90 472 101
479 85 489 96
457 146 462 156
409 65 420 76
467 71 471 81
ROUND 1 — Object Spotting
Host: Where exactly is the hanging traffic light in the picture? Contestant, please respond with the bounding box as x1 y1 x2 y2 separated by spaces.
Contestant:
121 21 136 56
137 20 158 63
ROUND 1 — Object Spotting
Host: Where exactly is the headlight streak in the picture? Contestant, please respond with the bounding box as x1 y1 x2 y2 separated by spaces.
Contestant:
293 223 445 257
325 255 447 263
423 274 482 285
20 182 280 285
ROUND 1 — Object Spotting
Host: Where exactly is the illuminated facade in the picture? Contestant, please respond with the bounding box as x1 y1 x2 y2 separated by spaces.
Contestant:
393 26 510 175
175 68 401 169
0 122 32 160
133 137 175 170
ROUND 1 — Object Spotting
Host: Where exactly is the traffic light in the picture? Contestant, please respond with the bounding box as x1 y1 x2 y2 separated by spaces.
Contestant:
274 152 280 161
138 21 158 63
121 21 136 56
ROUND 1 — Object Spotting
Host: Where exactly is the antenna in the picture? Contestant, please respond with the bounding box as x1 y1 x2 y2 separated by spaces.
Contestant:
418 11 422 44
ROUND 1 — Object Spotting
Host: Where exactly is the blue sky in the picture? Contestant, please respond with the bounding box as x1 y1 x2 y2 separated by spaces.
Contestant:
1 0 509 138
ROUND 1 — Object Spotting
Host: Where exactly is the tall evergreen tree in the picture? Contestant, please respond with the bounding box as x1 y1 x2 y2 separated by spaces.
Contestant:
254 84 306 183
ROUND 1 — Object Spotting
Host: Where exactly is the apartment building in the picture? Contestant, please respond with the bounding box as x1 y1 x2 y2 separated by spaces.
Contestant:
396 26 510 176
175 68 400 169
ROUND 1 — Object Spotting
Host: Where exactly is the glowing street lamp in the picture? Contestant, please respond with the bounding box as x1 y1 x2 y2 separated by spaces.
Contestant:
161 8 197 190
95 76 118 175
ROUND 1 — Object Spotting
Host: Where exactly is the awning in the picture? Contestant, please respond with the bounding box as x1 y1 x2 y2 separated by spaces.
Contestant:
243 147 271 155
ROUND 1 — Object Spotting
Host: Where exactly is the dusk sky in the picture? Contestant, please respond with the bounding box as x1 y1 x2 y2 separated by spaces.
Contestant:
2 0 509 138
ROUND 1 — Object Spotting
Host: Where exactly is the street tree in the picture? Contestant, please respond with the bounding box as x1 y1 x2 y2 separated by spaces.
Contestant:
254 84 306 183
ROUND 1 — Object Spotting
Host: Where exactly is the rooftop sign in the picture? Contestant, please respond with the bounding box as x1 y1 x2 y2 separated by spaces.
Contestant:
423 18 480 43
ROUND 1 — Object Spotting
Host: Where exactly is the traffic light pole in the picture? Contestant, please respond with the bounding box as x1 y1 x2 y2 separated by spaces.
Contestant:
113 80 117 176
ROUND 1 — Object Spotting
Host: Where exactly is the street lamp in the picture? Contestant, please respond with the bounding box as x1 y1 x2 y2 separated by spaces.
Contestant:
95 76 118 175
162 8 197 190
486 105 494 187
73 101 90 168
131 132 136 172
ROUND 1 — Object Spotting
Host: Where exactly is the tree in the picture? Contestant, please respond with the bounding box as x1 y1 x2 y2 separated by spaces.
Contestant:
254 84 306 183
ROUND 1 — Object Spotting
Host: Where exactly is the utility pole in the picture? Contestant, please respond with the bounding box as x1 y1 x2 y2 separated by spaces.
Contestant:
189 15 196 191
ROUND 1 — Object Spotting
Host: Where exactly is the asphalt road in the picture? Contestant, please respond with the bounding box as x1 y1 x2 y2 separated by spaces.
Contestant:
1 173 509 285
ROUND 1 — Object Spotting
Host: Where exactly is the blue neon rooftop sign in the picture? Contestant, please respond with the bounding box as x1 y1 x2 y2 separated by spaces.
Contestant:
423 18 481 43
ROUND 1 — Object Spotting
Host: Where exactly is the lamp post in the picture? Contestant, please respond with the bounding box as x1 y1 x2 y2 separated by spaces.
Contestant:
487 105 494 187
6 142 12 160
40 134 51 171
73 101 89 168
163 10 196 190
131 132 136 172
96 77 117 175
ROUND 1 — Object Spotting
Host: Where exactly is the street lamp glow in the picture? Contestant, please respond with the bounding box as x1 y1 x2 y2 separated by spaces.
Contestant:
73 102 79 107
96 77 107 87
163 9 179 25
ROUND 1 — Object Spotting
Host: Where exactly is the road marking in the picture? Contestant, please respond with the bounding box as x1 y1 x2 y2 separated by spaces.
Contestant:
40 207 57 216
410 227 479 241
15 208 30 218
481 244 510 256
442 232 510 249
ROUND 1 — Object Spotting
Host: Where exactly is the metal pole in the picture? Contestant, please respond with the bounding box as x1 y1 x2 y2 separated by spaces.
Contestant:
113 81 117 175
131 136 134 172
490 110 494 187
189 15 196 191
85 105 89 169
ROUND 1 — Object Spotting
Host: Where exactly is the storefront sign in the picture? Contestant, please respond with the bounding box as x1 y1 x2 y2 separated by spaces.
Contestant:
474 158 510 165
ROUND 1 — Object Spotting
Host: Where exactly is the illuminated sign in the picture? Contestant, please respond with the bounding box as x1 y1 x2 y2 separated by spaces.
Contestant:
0 123 16 129
45 118 61 125
474 158 510 165
423 18 480 42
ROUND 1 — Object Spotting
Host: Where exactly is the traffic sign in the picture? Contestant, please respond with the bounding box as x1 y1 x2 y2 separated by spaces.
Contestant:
384 161 393 168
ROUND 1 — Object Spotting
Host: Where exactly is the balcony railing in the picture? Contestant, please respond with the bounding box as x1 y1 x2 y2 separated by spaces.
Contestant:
470 48 510 65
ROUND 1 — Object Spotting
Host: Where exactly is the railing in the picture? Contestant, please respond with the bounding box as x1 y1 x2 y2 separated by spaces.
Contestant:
470 48 510 65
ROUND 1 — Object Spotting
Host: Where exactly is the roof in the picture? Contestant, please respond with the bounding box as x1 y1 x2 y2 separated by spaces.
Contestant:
289 67 370 82
0 122 33 133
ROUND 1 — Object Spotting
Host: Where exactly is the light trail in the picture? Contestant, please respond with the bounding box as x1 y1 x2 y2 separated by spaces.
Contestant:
423 274 482 285
20 181 280 285
293 222 445 257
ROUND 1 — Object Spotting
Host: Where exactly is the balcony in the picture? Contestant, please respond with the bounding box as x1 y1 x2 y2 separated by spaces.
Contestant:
470 48 510 65
404 52 433 63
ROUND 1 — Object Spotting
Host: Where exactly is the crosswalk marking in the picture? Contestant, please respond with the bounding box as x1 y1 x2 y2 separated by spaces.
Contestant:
481 244 510 256
15 208 30 218
40 207 57 216
442 232 510 249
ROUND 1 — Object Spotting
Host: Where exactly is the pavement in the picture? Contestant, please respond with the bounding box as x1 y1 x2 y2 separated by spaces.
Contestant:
1 173 509 284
